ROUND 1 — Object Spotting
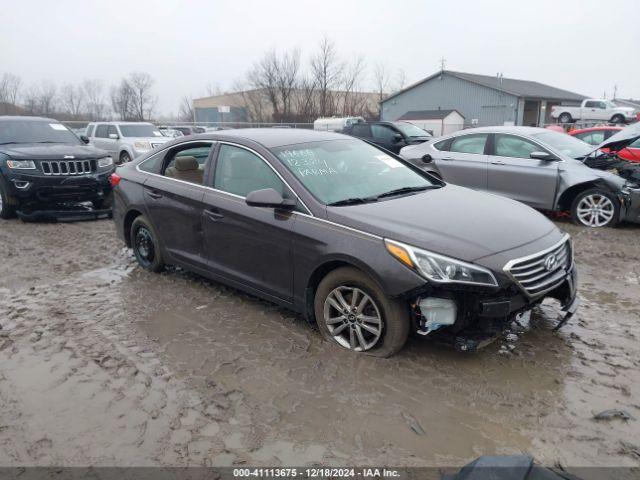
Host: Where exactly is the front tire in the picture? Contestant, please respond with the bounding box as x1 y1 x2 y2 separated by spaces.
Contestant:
571 188 619 228
558 113 573 124
119 151 132 164
130 215 165 272
0 178 16 219
314 267 409 357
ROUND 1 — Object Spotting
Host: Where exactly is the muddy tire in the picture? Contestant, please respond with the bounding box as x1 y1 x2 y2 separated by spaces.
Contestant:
0 177 16 219
571 188 619 228
558 112 572 124
314 266 409 357
130 215 165 272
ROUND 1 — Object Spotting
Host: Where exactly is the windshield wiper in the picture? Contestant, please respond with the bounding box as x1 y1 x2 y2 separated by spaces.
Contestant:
327 197 377 207
372 185 439 200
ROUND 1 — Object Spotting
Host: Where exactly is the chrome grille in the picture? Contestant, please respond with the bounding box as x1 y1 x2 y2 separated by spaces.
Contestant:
41 159 96 176
504 236 572 298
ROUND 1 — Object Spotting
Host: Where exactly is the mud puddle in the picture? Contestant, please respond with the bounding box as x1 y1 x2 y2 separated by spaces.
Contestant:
0 218 638 467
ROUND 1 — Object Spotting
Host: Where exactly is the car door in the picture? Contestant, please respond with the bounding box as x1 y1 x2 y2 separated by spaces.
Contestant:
105 125 120 158
142 141 215 268
92 124 109 151
201 143 296 303
433 133 489 190
370 124 404 153
486 133 558 210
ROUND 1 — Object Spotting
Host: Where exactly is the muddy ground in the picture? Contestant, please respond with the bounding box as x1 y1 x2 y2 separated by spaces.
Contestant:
0 217 639 470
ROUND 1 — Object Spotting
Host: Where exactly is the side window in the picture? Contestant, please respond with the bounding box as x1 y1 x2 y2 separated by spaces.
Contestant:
139 152 165 174
86 125 95 137
450 134 488 154
584 101 597 108
95 124 108 138
163 144 213 185
107 125 118 137
494 134 542 159
583 131 605 145
629 138 640 148
597 102 607 109
370 125 397 143
214 144 285 197
351 124 371 138
433 138 451 151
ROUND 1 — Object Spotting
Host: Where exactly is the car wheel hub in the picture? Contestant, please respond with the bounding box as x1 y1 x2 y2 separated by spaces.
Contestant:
577 194 614 227
323 286 383 351
135 227 154 262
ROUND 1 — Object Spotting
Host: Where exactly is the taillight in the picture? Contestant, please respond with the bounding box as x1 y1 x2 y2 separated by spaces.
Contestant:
109 173 122 188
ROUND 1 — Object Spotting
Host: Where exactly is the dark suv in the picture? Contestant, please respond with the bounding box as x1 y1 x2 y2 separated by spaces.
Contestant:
343 121 432 153
0 116 115 220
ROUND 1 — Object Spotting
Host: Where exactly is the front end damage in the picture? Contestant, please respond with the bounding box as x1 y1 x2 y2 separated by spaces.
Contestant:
407 236 579 352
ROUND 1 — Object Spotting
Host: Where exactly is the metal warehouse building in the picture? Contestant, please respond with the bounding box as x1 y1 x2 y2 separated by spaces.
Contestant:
380 70 586 128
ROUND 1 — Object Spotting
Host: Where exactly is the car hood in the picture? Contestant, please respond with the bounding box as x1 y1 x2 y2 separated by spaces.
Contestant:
326 184 559 262
595 122 640 152
0 143 108 160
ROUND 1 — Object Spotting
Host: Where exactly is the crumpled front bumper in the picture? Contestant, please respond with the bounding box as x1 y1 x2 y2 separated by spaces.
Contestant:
620 185 640 224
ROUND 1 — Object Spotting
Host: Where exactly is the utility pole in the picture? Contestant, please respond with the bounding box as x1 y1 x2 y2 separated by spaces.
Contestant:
439 57 446 71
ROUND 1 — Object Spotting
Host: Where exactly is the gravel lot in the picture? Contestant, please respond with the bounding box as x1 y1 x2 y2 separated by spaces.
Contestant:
0 217 639 468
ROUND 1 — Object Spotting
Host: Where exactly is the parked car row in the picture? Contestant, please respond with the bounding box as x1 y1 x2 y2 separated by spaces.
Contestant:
551 99 636 125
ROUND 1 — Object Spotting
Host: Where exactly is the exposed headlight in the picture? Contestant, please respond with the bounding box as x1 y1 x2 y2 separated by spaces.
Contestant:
134 141 151 151
97 156 114 168
6 159 36 170
385 239 498 287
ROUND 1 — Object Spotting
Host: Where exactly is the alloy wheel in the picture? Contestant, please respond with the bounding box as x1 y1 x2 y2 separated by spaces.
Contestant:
323 286 383 351
576 194 614 227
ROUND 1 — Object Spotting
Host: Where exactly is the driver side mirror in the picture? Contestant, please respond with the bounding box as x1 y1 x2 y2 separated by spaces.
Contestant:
392 133 404 143
109 133 119 140
80 135 90 144
530 151 558 161
245 188 296 209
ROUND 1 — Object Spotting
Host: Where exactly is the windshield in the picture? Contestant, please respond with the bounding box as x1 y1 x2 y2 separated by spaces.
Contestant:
604 101 617 109
532 130 593 159
119 124 163 137
0 120 81 145
271 139 434 205
394 123 431 138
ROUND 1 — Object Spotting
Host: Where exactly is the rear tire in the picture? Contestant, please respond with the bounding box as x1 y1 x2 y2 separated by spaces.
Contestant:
610 114 625 125
130 215 165 272
571 188 619 228
314 267 409 357
0 178 16 219
558 113 573 124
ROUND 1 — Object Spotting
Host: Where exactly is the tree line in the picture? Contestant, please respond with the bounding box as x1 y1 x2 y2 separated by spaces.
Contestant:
0 71 157 122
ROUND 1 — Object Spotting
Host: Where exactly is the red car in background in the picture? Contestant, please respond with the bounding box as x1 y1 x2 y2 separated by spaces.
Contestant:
569 126 640 162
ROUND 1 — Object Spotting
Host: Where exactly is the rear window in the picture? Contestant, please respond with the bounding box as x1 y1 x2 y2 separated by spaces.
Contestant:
450 134 488 154
433 139 450 151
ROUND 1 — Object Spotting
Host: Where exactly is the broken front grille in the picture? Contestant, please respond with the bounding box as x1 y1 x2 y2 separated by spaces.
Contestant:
504 236 572 298
41 159 96 176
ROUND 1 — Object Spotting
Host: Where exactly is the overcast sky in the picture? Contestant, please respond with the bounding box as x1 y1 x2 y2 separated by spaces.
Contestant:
2 0 638 116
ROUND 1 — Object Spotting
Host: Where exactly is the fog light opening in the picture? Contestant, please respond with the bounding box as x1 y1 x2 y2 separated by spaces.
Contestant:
12 180 31 190
416 297 457 336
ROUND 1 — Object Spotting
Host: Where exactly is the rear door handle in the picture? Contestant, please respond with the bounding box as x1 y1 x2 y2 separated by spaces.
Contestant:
490 160 506 165
147 190 163 199
204 208 224 221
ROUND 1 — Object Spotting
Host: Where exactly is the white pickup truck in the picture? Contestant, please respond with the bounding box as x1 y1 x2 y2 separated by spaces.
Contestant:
551 99 636 125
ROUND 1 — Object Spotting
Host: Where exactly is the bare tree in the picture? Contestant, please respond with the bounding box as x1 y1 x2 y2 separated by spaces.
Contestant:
247 50 281 119
82 79 107 120
232 80 270 123
178 96 194 122
340 55 366 116
0 73 22 112
294 75 318 122
311 37 342 117
38 81 58 116
61 83 85 119
373 62 391 102
22 85 40 114
128 72 156 121
393 68 406 93
110 79 135 120
275 49 300 121
204 82 223 97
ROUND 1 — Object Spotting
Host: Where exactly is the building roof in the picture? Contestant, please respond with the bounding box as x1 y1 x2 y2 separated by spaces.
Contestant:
382 70 587 104
397 109 464 120
614 98 640 108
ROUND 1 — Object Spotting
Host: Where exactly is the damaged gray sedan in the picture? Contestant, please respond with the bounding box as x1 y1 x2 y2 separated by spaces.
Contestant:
400 125 640 228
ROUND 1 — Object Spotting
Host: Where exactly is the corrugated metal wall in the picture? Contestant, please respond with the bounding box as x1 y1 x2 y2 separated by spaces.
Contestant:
381 73 520 127
194 106 248 123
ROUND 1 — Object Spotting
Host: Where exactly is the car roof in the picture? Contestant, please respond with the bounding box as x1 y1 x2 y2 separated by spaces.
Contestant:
448 126 550 136
89 121 154 125
202 128 348 148
0 115 58 123
569 126 624 134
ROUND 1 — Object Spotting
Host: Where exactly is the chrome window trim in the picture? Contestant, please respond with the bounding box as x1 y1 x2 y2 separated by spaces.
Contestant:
502 233 573 298
135 139 313 216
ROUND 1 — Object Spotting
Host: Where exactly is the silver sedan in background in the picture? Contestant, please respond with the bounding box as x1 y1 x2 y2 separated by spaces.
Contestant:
400 126 640 228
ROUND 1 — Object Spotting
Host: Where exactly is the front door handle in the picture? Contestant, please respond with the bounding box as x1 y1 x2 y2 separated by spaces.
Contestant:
490 160 506 165
204 209 224 221
441 157 454 161
147 190 163 199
